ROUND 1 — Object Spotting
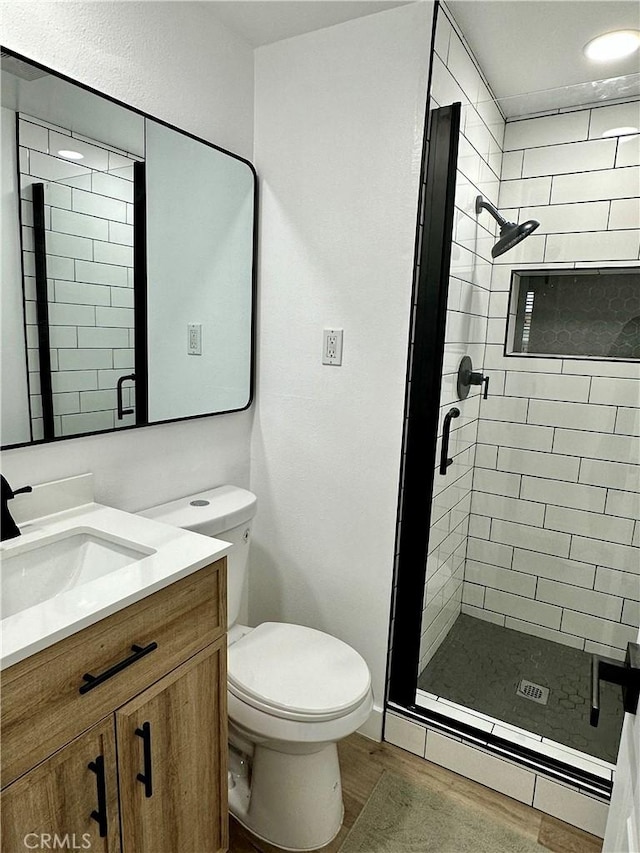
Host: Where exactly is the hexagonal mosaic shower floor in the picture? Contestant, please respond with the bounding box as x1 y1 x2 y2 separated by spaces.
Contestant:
418 614 624 764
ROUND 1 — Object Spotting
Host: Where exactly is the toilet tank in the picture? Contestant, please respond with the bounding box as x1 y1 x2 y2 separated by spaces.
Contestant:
139 485 257 628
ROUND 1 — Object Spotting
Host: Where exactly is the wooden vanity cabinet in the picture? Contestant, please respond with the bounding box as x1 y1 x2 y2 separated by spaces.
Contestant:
1 718 120 853
0 561 228 853
117 642 227 853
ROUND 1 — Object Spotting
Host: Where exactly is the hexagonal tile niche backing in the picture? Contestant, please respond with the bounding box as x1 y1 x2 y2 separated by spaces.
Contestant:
512 269 640 359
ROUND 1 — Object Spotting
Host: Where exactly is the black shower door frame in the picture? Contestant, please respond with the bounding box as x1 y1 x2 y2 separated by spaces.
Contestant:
387 101 460 708
384 100 612 801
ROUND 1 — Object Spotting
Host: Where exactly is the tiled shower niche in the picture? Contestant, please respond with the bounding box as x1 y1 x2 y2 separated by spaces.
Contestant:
509 268 640 359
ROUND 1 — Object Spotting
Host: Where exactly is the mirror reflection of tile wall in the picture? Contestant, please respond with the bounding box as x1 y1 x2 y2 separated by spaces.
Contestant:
19 113 139 438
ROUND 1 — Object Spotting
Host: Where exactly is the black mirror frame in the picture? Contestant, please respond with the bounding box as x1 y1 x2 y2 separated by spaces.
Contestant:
1 46 258 451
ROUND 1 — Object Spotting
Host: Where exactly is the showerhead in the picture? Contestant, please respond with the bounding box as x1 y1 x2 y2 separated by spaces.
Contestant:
475 195 540 258
492 219 540 258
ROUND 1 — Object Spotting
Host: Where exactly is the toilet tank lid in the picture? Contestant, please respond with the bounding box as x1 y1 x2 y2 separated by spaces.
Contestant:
139 485 257 536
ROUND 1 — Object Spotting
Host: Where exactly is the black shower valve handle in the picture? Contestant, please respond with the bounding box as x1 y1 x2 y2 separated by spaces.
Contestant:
468 370 489 399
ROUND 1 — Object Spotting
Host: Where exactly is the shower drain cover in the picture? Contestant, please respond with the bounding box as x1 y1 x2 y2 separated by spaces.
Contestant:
516 679 549 705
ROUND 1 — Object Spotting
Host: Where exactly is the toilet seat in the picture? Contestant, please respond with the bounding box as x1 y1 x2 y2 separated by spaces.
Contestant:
228 622 371 723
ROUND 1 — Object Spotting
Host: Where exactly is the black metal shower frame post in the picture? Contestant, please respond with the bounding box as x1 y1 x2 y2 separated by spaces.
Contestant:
32 182 55 440
387 102 461 707
133 160 148 425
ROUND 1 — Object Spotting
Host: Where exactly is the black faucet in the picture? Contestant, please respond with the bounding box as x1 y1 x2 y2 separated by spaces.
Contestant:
1 475 33 542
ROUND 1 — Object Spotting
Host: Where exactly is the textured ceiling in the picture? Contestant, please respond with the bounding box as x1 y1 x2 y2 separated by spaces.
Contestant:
447 0 640 116
207 1 414 47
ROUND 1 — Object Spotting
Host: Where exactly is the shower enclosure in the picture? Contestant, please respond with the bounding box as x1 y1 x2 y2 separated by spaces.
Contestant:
388 0 639 799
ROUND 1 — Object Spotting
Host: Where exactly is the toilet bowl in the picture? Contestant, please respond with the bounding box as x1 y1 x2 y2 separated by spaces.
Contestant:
140 486 373 851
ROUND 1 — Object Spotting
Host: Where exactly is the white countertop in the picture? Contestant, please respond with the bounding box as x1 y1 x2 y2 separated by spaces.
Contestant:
0 501 231 670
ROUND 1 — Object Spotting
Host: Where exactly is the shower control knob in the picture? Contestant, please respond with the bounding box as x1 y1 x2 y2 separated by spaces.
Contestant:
456 356 487 401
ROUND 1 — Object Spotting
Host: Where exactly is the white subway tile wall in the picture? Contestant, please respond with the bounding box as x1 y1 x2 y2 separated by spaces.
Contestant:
466 99 640 652
19 115 138 438
418 4 506 673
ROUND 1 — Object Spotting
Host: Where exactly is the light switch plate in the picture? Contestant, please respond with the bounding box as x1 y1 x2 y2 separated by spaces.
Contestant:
188 323 202 355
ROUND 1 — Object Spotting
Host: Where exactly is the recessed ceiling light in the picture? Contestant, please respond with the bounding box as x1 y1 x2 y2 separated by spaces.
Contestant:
584 30 640 62
57 149 84 160
601 126 639 138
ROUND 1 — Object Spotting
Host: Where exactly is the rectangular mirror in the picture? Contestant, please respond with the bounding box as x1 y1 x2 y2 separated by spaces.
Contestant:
1 49 256 449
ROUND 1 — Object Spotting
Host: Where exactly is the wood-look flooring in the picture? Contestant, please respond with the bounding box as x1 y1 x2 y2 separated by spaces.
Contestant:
229 733 604 853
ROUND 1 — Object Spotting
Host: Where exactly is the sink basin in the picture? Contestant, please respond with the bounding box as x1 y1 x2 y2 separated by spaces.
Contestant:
1 527 154 619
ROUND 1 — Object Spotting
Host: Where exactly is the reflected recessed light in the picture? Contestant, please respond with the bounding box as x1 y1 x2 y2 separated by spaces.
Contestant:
57 149 84 160
601 126 639 138
584 30 640 62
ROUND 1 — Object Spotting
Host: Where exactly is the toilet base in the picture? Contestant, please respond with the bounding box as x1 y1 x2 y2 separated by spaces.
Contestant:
229 741 344 851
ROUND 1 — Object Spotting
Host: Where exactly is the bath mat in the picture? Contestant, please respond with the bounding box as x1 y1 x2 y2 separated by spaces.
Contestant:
338 771 544 853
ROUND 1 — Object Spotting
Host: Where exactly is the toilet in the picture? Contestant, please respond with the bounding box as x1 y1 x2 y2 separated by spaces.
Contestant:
140 485 373 851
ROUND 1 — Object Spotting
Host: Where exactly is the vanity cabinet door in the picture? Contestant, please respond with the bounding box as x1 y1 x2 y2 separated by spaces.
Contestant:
115 640 228 853
0 718 120 853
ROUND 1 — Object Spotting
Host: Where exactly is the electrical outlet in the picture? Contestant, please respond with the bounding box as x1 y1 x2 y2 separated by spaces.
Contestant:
322 329 343 366
188 323 202 355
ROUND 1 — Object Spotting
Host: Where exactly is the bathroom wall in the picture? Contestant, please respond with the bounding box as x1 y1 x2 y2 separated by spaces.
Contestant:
464 101 640 659
1 2 255 510
18 114 138 439
250 2 433 733
417 5 505 673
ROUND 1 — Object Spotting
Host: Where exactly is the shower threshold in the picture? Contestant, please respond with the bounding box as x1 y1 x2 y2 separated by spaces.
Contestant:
414 687 613 786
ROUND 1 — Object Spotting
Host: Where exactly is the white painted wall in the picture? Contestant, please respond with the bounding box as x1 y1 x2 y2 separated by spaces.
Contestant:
1 2 254 160
250 3 433 731
1 1 255 509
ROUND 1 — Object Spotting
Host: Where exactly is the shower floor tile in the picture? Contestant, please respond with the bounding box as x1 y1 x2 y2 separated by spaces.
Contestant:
417 614 624 764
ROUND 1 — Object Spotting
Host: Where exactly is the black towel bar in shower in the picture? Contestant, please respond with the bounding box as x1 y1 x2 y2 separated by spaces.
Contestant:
439 407 460 475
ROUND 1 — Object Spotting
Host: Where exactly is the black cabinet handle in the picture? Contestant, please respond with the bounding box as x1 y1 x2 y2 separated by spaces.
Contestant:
439 407 460 475
591 641 640 727
88 755 108 838
135 721 153 798
483 376 490 400
79 642 158 694
116 373 136 419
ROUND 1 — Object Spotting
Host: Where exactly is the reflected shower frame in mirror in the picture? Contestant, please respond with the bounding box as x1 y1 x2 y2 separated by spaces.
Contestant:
1 47 257 451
